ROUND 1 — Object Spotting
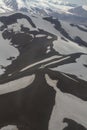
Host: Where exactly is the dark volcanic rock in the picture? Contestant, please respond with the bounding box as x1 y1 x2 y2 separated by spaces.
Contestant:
0 70 56 130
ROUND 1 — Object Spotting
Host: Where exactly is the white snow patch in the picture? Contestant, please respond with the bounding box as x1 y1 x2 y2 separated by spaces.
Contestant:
61 73 78 82
0 74 35 95
7 18 35 33
17 18 37 31
0 0 13 13
0 21 3 26
35 34 46 38
31 14 87 55
83 6 87 11
8 73 12 77
0 8 6 13
61 21 87 42
47 36 52 39
21 55 62 72
46 46 51 54
0 125 18 130
31 15 59 36
0 31 19 75
51 55 87 81
0 0 74 14
78 25 87 30
53 37 87 55
39 56 70 68
16 0 26 10
7 18 38 33
45 74 87 130
8 23 21 33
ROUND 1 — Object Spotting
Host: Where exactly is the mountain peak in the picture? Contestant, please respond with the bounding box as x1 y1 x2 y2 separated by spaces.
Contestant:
69 5 87 17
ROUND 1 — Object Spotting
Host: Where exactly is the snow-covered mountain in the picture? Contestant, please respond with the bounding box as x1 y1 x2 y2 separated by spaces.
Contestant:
0 0 87 25
0 11 87 130
0 0 75 13
69 6 87 18
0 1 87 130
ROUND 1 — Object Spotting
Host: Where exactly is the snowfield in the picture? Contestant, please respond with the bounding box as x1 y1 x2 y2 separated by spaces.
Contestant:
0 12 87 130
0 30 19 75
51 55 87 81
45 74 87 130
61 21 87 43
0 74 35 95
53 37 87 55
0 125 18 130
7 18 38 33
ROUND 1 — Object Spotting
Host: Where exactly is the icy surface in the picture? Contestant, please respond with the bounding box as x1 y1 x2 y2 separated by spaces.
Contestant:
45 74 87 130
61 21 87 42
35 34 46 38
0 74 35 95
51 55 87 81
8 18 37 33
0 125 18 130
53 37 87 55
0 31 19 75
21 55 62 72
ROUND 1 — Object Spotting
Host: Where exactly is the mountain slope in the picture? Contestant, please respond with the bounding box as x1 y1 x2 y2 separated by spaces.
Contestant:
0 12 87 130
69 6 87 18
0 0 74 13
0 0 87 25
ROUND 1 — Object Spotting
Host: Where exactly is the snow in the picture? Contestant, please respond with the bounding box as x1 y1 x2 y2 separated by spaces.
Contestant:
83 6 87 11
78 25 87 30
21 55 62 72
61 72 78 82
61 21 87 42
51 55 87 81
31 15 60 36
0 74 35 95
0 125 18 130
47 36 52 39
0 0 13 13
7 18 37 33
53 37 87 55
17 18 37 31
16 0 26 10
35 34 46 38
0 0 83 18
31 14 87 55
0 0 75 14
8 73 12 77
0 21 4 26
1 12 87 56
45 74 87 130
0 31 19 75
46 46 51 54
8 23 21 33
0 8 6 13
29 0 73 14
39 56 70 68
